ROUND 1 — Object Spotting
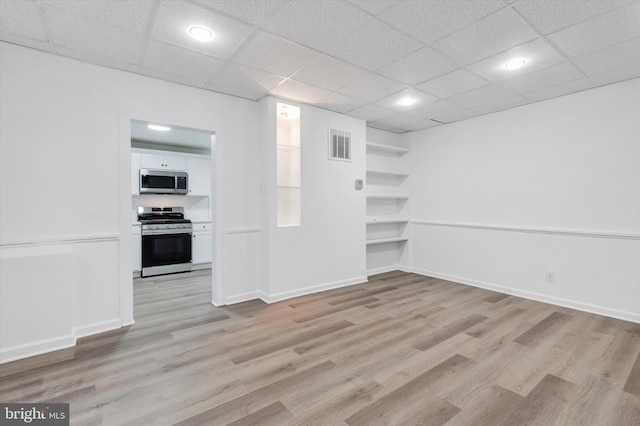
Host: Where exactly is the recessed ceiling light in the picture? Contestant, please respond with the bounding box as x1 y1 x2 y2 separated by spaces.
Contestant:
504 58 526 70
148 124 171 132
188 26 214 42
397 97 417 106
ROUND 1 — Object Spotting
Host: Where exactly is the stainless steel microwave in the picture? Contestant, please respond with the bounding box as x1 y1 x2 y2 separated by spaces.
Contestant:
140 169 188 194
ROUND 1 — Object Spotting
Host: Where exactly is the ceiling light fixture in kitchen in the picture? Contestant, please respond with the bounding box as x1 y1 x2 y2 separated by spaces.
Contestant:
504 58 527 70
188 26 214 42
148 124 171 132
397 97 417 106
277 103 300 119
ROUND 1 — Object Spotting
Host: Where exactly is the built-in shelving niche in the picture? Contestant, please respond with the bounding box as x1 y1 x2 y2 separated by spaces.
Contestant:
365 141 410 275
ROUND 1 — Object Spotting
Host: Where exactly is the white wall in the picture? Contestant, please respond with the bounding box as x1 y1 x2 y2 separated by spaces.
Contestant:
262 97 367 301
408 78 640 322
0 42 263 361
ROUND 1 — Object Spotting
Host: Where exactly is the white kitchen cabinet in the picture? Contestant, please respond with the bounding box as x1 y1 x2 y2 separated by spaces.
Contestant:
132 225 141 273
187 158 211 196
192 223 212 265
140 153 186 171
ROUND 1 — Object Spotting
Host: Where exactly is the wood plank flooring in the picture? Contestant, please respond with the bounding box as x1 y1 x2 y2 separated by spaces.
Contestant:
1 270 639 425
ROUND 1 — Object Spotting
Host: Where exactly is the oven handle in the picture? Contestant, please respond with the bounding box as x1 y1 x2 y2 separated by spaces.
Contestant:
142 228 193 236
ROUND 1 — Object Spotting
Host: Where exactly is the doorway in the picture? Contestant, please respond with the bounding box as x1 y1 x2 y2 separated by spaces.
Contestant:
120 118 221 326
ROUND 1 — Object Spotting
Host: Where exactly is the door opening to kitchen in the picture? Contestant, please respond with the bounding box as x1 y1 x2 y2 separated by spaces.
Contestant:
130 120 215 316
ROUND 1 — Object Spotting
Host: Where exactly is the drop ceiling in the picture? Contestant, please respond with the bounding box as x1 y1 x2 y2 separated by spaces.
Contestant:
1 0 639 133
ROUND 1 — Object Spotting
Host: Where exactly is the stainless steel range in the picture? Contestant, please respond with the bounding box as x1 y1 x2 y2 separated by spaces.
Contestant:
138 207 192 277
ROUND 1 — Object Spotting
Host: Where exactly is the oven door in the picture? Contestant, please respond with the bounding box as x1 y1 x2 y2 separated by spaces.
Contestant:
141 230 192 276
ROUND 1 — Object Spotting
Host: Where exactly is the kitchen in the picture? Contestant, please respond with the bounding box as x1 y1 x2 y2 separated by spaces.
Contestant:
130 120 214 279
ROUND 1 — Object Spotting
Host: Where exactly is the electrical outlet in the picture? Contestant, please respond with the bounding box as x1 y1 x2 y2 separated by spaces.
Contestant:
546 271 555 283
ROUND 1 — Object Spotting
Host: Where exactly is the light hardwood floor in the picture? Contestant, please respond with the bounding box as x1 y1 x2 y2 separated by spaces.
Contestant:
1 270 639 425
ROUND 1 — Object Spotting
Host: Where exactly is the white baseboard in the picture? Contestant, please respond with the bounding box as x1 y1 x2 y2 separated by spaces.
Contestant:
367 265 413 276
225 291 263 305
192 263 212 271
259 275 368 304
0 318 127 364
73 318 122 338
409 267 640 324
0 335 76 364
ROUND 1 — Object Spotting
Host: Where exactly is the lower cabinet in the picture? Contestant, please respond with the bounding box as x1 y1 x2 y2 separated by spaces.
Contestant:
192 223 212 265
132 225 141 273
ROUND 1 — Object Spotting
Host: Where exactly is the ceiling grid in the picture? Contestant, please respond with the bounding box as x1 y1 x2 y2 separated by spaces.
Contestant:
1 0 638 133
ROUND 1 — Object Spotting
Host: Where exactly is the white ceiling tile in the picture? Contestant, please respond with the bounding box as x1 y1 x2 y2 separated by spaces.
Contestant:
378 46 459 85
500 61 584 94
378 0 507 45
315 92 367 114
375 88 439 112
291 55 369 91
367 122 405 133
447 84 518 108
234 30 319 76
472 94 530 114
547 2 640 57
326 19 423 71
260 0 371 52
513 0 634 35
400 119 442 132
416 69 489 98
435 108 482 123
144 40 224 84
523 77 595 102
371 112 424 128
193 0 283 26
587 63 640 85
348 0 399 16
346 104 395 121
55 45 139 73
467 38 565 82
152 0 253 59
0 33 51 52
1 0 48 41
270 79 334 103
340 73 406 102
412 100 465 120
43 5 145 65
572 37 640 75
41 0 156 32
432 7 538 65
141 66 206 88
206 62 284 100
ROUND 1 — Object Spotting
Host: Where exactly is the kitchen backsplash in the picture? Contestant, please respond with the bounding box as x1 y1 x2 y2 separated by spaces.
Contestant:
132 195 211 223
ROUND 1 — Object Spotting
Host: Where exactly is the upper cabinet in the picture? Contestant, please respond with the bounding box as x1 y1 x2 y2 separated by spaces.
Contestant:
140 153 186 171
132 149 210 197
187 158 211 196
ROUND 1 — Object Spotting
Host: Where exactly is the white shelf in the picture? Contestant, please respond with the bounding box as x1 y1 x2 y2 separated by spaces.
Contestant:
366 142 409 155
366 195 410 199
366 169 410 177
367 218 409 225
366 237 409 245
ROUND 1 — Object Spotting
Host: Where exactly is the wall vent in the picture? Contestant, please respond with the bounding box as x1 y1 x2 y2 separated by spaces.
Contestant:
328 128 351 161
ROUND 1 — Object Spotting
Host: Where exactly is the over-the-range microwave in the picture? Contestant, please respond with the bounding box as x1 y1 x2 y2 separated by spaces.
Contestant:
140 168 188 195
